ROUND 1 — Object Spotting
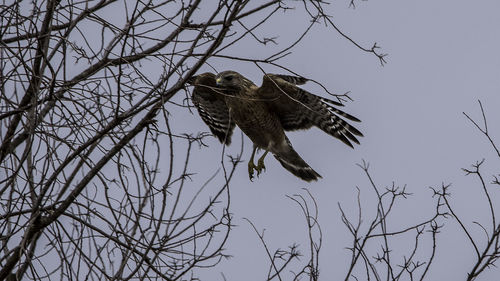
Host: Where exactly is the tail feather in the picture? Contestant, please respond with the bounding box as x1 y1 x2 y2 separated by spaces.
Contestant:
273 144 321 182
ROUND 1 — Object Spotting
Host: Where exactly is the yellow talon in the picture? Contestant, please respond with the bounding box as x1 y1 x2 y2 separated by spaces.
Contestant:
256 150 268 176
256 157 266 175
248 145 258 181
248 161 257 181
247 146 269 180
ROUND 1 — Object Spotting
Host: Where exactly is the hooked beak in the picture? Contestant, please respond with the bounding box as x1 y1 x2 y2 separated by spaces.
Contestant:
215 77 222 86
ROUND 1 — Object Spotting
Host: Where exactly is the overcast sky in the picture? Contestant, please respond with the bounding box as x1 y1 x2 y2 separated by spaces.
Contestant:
168 1 500 280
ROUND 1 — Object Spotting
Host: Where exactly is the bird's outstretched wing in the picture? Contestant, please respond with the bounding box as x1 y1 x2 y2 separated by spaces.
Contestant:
258 74 363 148
273 74 308 85
189 73 235 145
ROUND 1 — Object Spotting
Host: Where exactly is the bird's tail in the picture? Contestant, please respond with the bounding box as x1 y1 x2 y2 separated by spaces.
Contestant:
273 141 322 182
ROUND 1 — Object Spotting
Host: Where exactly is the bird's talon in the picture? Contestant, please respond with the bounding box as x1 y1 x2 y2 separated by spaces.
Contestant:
248 161 257 181
256 159 266 176
256 167 263 176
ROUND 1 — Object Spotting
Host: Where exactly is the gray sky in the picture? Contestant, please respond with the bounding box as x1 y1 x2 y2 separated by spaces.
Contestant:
169 1 500 280
5 1 500 279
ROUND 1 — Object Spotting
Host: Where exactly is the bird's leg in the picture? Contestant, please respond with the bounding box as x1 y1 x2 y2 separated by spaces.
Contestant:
255 150 268 176
248 144 258 181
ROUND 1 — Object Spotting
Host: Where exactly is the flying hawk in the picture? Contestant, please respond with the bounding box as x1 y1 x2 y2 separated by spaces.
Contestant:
188 71 362 182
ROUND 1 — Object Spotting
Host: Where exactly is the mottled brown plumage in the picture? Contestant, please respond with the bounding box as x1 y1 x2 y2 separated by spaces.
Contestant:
189 73 235 145
189 71 363 182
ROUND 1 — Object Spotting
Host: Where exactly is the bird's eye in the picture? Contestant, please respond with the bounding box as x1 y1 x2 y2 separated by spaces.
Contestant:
224 76 233 81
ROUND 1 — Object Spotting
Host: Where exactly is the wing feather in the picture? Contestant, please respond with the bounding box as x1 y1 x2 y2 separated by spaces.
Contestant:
258 74 363 147
274 74 308 85
191 73 235 145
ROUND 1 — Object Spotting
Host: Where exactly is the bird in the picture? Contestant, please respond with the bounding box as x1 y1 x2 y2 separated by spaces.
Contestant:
188 71 362 182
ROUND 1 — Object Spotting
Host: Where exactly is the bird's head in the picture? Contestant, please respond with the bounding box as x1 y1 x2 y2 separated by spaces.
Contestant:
188 72 216 87
215 71 244 91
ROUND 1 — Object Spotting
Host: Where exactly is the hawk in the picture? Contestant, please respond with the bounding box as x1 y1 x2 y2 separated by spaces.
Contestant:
189 71 362 182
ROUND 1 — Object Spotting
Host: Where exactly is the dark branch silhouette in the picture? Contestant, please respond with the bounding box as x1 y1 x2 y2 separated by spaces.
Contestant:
0 1 384 280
